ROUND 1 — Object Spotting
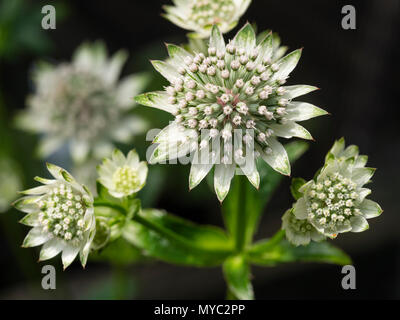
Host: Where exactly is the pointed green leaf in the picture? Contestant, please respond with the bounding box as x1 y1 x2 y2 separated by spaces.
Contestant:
248 233 351 266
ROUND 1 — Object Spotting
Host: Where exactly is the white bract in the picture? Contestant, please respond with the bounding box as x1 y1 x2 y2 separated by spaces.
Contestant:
163 0 251 38
292 138 383 239
136 24 327 201
97 149 148 198
14 163 96 269
282 209 325 246
17 41 148 163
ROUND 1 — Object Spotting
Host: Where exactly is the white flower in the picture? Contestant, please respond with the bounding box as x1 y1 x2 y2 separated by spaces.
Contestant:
97 149 148 198
136 24 328 201
0 157 22 213
282 209 325 246
14 163 96 269
292 138 383 239
163 0 251 38
17 41 149 163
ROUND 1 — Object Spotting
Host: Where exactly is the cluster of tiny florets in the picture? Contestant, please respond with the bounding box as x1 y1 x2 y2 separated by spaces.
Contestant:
166 42 288 153
37 183 88 243
112 166 140 195
189 0 236 27
306 173 360 229
32 66 117 140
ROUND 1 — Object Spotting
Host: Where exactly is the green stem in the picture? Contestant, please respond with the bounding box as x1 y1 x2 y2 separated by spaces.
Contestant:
93 201 125 215
234 175 247 252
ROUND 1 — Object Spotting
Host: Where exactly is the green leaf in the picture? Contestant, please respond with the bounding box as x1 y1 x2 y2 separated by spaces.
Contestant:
248 231 351 266
290 177 307 200
138 209 233 251
90 238 144 266
223 255 254 300
122 209 233 267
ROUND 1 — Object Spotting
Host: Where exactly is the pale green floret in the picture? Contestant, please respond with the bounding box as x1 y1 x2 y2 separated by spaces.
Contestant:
163 0 251 38
292 138 383 239
97 149 148 198
112 165 140 196
282 209 325 246
190 0 236 27
14 163 95 269
136 24 327 202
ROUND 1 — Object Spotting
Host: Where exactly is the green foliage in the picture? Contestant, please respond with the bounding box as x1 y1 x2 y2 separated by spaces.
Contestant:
90 238 144 266
0 0 68 60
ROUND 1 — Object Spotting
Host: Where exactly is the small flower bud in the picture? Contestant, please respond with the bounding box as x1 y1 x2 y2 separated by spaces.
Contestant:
235 79 244 88
208 47 216 55
258 105 267 115
245 86 254 96
189 63 198 72
185 92 195 101
271 63 279 72
221 69 230 79
231 60 240 70
196 90 205 99
188 119 197 128
232 115 241 125
278 98 288 107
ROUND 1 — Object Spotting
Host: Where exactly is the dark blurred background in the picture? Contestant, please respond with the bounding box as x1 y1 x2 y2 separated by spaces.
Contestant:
0 0 399 299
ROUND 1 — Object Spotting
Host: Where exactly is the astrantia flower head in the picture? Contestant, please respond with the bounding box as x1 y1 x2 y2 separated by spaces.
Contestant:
163 0 251 38
17 41 148 163
282 209 325 246
14 163 96 269
97 149 148 198
136 24 328 201
292 138 383 239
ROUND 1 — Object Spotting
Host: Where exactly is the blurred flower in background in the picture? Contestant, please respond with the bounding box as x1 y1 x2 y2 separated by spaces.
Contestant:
163 0 251 38
16 41 149 164
0 156 22 213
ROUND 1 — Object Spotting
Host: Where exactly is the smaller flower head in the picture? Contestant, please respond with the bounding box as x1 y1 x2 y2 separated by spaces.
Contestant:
163 0 251 38
292 138 383 239
282 209 325 246
14 163 95 269
97 149 148 198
